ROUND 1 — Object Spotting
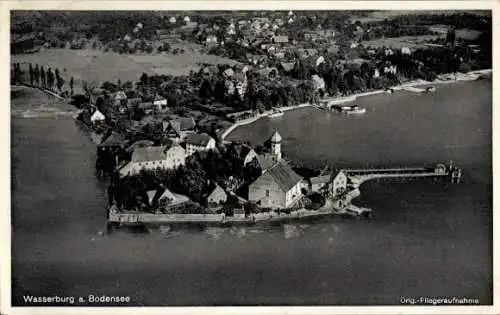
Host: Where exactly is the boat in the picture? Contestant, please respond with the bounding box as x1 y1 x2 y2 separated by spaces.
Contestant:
339 104 366 115
426 86 436 93
345 107 367 115
269 109 284 118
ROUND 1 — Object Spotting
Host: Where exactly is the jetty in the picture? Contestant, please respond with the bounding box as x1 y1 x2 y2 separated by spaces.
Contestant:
344 162 462 185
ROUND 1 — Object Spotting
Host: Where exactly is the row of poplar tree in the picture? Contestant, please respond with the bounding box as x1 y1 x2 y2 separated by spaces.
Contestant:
11 62 76 96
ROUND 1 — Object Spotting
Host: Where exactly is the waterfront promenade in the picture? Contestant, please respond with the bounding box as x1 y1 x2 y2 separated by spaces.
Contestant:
107 199 339 228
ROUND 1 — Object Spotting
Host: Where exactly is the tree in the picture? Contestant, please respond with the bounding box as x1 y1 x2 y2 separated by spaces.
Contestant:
446 28 456 47
56 75 65 92
34 64 40 86
83 80 97 99
199 79 213 99
47 67 54 90
29 63 34 85
40 66 46 87
140 72 149 86
69 77 74 95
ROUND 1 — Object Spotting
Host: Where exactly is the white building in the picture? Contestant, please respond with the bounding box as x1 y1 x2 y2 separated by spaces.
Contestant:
184 16 191 23
330 170 348 197
184 133 216 156
169 16 177 24
90 109 105 123
153 95 168 112
311 74 326 91
401 47 411 55
206 35 218 44
227 22 236 35
268 130 282 163
248 161 303 209
384 65 397 74
118 144 186 177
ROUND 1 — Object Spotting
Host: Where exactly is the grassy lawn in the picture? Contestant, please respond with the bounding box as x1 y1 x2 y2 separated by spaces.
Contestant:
11 48 239 93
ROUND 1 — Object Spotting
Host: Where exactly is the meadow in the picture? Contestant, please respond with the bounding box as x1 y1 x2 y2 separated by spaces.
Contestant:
11 48 239 93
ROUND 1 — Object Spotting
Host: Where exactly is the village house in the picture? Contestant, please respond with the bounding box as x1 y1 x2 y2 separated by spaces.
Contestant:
227 142 258 167
90 109 106 124
279 61 295 74
225 80 235 96
227 22 236 35
127 97 142 108
111 90 127 107
118 144 186 177
309 174 330 193
153 95 168 112
329 170 348 197
202 182 228 208
126 140 154 154
184 133 216 156
248 161 303 209
197 23 209 31
234 71 248 97
257 67 279 78
223 68 235 78
98 131 128 165
311 74 326 91
89 88 106 105
169 16 176 24
157 188 191 213
162 117 197 142
182 22 198 32
138 101 154 115
99 131 126 152
206 34 218 45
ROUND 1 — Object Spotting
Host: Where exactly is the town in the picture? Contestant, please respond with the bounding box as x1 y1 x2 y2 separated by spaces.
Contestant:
10 10 486 227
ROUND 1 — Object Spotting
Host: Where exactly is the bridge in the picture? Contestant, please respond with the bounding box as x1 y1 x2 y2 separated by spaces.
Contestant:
343 163 462 186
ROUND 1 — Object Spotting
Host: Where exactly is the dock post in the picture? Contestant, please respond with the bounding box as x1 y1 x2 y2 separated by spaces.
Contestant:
106 221 113 234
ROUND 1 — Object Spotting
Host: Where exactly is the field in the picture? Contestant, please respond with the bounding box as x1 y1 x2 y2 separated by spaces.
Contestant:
427 25 482 40
362 35 442 50
349 10 491 24
361 25 482 50
11 48 239 93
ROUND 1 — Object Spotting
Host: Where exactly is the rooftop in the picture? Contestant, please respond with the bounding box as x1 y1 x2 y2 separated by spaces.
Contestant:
185 133 214 146
265 161 303 192
269 130 282 143
98 131 126 147
310 175 331 185
132 146 167 163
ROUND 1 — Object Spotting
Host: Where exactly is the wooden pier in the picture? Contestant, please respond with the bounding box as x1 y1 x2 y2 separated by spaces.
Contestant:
344 162 462 184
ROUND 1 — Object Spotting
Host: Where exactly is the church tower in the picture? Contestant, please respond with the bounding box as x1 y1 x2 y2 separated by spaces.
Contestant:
269 130 282 162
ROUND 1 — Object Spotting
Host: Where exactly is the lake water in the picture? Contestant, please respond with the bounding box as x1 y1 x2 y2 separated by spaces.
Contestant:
11 80 492 306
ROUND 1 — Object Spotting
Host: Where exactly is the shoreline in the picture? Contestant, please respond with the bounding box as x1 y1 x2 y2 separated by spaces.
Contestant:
107 198 365 230
221 69 492 140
